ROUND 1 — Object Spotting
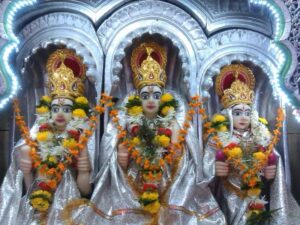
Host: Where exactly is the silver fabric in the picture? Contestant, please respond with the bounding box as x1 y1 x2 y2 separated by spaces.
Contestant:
203 134 300 225
71 93 226 224
0 123 96 225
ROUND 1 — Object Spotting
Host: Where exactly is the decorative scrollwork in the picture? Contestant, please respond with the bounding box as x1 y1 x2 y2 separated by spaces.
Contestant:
284 0 300 98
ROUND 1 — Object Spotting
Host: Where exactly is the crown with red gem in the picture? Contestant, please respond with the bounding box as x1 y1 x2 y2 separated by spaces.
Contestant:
46 49 86 100
131 42 167 90
215 64 255 108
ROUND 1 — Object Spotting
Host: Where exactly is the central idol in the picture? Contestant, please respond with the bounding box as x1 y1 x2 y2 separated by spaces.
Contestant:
72 42 226 225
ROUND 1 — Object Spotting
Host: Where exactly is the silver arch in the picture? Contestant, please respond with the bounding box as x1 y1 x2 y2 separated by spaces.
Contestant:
16 12 104 94
97 0 207 95
198 29 285 99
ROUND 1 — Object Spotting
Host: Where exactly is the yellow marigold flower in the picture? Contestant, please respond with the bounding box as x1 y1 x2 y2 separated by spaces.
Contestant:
247 188 261 197
48 156 57 164
41 95 51 103
141 191 159 201
128 106 143 116
30 197 50 212
253 152 267 162
62 138 77 149
31 190 52 199
75 96 89 105
158 135 170 148
128 95 139 101
227 147 242 158
131 137 141 146
259 117 268 125
36 131 53 142
161 106 175 116
72 109 87 118
143 200 160 214
160 93 173 103
217 125 228 132
211 114 226 123
36 106 49 114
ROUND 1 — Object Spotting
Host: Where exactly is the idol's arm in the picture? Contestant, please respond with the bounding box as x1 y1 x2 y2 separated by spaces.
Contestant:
18 144 33 191
77 148 92 196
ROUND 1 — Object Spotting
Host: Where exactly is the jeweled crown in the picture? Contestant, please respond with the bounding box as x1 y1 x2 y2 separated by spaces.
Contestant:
46 49 86 100
131 42 167 90
215 64 255 108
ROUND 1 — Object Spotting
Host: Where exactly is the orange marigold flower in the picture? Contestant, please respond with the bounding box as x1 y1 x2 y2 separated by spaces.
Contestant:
47 180 57 190
136 157 142 164
112 117 119 123
248 177 257 188
191 96 200 101
159 159 165 167
179 129 188 135
183 122 190 128
131 150 139 159
144 160 150 169
106 102 115 107
58 163 65 171
110 109 119 117
95 106 105 113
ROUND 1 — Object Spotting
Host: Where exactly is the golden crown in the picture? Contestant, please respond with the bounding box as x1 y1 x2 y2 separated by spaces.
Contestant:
215 64 255 108
131 42 167 90
46 49 86 100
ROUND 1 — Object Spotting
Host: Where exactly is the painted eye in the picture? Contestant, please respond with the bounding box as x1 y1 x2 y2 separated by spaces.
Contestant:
245 111 251 117
141 93 149 100
51 106 59 113
153 93 161 100
233 111 241 116
63 107 72 113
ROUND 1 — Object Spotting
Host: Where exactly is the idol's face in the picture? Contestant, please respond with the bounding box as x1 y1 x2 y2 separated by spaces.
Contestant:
232 104 251 131
139 85 162 118
51 98 73 130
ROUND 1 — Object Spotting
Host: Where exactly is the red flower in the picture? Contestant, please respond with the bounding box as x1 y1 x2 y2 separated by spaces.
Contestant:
215 150 226 161
258 145 266 152
164 128 172 137
67 130 81 141
142 183 158 191
249 202 265 210
225 143 238 149
39 123 52 132
157 127 165 135
38 182 51 191
131 126 139 136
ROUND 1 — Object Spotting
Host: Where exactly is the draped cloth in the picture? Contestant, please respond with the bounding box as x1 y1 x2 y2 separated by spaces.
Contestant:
203 135 300 225
71 93 226 225
0 124 96 225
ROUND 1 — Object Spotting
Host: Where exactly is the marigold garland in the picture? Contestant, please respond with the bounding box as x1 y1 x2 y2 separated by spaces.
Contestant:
107 94 206 215
13 94 114 222
204 107 284 223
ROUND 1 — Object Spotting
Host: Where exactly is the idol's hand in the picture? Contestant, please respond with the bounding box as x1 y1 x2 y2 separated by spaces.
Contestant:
19 145 32 174
117 143 129 170
215 161 229 177
19 159 32 174
264 165 276 180
77 149 91 172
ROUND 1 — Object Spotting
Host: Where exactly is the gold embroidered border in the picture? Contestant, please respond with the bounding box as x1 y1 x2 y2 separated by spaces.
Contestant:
221 178 247 199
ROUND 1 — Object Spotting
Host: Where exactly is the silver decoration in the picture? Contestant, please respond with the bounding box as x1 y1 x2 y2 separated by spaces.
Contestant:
204 136 300 225
97 0 207 96
70 92 227 225
284 0 300 102
170 0 273 37
16 12 104 94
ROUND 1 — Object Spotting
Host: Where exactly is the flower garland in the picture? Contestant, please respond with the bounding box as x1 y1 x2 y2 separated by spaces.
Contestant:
59 93 207 224
13 94 112 220
206 108 284 224
109 93 205 214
